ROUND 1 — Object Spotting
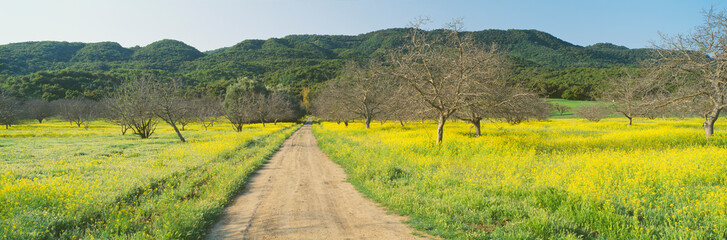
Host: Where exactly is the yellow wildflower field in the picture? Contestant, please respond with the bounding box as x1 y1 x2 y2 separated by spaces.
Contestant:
0 120 299 239
313 118 727 239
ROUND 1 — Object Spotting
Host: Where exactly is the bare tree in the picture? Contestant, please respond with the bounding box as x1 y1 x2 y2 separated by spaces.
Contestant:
106 77 157 139
382 85 426 127
223 77 265 132
454 74 548 136
656 7 727 137
190 95 224 131
101 98 132 135
151 78 188 142
576 104 611 122
313 61 395 128
267 91 298 125
599 70 665 125
23 99 54 123
0 92 20 129
251 93 271 127
392 19 516 144
53 98 99 128
312 80 357 126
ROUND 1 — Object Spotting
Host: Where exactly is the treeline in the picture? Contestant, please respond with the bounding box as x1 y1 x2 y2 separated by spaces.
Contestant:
313 20 552 144
0 76 304 141
0 28 656 101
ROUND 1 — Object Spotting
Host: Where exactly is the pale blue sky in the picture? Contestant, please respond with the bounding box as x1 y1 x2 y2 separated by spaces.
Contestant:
0 0 719 51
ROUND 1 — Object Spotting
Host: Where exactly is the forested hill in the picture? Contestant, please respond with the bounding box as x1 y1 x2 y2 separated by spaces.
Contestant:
0 28 655 100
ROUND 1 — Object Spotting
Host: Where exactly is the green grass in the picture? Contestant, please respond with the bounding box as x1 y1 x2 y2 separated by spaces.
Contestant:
0 119 301 239
548 98 601 118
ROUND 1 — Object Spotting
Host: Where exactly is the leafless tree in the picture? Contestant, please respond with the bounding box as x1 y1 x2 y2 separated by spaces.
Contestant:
267 91 298 125
100 98 132 135
313 61 395 128
53 97 99 128
392 19 524 143
312 80 357 126
576 104 611 122
251 93 272 127
190 95 224 131
655 7 727 137
455 77 548 136
23 99 54 123
106 77 157 139
599 70 665 125
0 92 20 129
223 77 265 132
381 85 428 127
151 78 188 142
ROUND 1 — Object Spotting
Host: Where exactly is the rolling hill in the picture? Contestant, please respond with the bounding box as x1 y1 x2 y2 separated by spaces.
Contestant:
0 28 655 100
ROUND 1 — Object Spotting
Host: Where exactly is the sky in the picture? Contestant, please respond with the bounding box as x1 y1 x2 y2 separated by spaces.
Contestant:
0 0 720 51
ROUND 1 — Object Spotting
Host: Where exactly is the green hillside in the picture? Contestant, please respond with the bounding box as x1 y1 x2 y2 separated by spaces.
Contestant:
0 28 656 100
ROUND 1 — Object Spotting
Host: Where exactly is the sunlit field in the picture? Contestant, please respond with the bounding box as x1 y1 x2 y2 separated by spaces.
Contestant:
313 118 727 239
0 120 300 239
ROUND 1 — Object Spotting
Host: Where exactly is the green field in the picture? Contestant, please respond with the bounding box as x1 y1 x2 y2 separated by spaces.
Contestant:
313 118 727 239
547 98 601 118
0 120 300 239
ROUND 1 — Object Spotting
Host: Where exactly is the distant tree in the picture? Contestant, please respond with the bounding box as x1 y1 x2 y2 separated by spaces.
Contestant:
312 80 357 126
458 85 550 135
0 92 20 129
106 77 157 139
189 95 224 131
223 77 266 132
267 91 298 124
599 70 665 125
53 97 99 128
301 87 312 114
552 103 570 116
313 61 395 129
576 105 610 122
23 99 54 123
151 78 188 142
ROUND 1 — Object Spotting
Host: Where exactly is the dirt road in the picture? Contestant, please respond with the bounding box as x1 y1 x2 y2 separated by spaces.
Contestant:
206 122 424 240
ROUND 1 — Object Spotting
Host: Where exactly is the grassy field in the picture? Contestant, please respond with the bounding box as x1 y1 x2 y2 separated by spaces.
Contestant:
0 120 300 239
547 98 601 118
313 118 727 239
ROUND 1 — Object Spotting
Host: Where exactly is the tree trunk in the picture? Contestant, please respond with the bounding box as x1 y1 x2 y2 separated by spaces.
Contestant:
472 119 481 136
5 124 8 129
274 119 278 125
170 123 186 142
704 113 719 138
365 117 371 129
261 119 265 127
627 117 633 126
37 119 43 123
399 120 405 127
344 121 349 127
436 114 445 145
235 124 243 132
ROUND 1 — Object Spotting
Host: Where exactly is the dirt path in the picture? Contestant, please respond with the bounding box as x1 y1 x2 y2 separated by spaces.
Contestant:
206 122 425 240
